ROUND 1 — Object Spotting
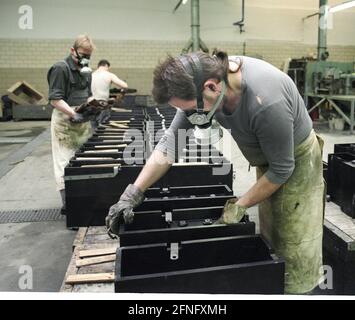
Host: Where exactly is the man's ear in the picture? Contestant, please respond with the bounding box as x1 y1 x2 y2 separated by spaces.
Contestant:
229 61 239 73
203 79 219 93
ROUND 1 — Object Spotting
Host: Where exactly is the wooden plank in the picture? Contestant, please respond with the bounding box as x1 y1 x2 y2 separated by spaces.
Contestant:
111 107 132 113
109 123 129 129
98 126 127 131
72 227 88 250
61 226 119 292
94 144 128 148
78 262 116 274
79 247 117 258
65 273 115 284
60 246 81 292
110 120 130 124
76 254 116 267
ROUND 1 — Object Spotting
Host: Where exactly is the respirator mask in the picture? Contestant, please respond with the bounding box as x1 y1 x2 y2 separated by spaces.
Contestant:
75 48 92 76
178 54 226 145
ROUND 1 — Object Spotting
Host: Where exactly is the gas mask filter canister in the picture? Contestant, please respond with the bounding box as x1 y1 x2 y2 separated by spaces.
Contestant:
75 49 92 75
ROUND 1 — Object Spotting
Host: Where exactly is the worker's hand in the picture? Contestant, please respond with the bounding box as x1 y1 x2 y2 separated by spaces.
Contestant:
70 112 89 123
215 198 247 224
105 184 145 238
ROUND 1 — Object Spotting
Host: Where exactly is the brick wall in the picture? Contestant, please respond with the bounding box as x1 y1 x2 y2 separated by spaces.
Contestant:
0 38 354 97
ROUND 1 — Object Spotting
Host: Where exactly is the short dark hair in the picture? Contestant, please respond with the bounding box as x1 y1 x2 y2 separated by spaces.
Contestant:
152 51 232 104
97 59 110 67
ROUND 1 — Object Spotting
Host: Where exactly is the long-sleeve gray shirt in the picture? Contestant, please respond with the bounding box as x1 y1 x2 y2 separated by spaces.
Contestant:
155 56 312 185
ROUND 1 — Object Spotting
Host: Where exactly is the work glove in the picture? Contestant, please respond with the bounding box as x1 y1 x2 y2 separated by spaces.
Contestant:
105 184 145 238
70 112 89 123
215 198 247 224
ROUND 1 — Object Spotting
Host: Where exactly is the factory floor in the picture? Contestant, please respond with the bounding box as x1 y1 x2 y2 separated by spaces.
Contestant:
0 119 354 292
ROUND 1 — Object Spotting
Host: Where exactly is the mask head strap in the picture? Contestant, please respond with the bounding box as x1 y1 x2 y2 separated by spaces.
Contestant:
178 53 204 113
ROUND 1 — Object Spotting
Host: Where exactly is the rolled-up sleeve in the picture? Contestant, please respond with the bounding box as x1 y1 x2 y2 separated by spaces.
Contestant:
251 102 295 185
47 64 68 101
155 108 194 161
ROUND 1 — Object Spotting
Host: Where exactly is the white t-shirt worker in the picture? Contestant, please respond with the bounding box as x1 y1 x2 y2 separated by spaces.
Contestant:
91 59 128 125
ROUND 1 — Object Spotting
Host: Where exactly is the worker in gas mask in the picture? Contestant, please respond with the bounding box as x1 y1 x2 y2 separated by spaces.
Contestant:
105 51 325 295
47 34 95 215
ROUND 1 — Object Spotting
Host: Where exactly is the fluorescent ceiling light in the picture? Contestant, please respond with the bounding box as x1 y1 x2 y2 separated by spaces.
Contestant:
182 0 188 4
329 1 355 13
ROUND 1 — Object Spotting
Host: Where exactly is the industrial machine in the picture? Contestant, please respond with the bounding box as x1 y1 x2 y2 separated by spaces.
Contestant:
287 0 355 133
288 59 355 97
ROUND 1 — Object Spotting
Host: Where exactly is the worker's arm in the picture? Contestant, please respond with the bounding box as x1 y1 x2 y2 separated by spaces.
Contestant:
134 149 173 192
238 101 296 208
50 99 75 118
105 149 173 234
236 175 281 207
111 73 128 89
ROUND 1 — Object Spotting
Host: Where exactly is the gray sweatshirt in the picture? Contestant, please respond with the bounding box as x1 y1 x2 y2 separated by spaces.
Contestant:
155 56 312 185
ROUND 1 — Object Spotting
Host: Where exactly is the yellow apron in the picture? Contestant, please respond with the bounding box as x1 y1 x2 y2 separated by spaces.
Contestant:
256 130 324 294
51 108 91 191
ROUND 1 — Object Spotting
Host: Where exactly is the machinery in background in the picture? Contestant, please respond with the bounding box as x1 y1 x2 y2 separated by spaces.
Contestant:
286 0 355 133
288 59 355 98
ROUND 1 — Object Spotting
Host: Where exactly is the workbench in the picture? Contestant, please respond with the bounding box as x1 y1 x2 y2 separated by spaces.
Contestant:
306 94 355 134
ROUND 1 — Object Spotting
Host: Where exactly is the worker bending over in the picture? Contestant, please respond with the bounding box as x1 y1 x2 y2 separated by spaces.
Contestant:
106 51 325 294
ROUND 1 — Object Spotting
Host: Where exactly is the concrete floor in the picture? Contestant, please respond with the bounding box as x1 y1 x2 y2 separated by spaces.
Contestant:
0 121 76 292
0 119 354 292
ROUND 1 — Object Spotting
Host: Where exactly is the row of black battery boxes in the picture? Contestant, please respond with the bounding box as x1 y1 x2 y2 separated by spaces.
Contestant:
64 102 285 294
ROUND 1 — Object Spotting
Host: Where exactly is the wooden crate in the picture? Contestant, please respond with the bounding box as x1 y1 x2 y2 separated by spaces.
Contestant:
6 81 47 105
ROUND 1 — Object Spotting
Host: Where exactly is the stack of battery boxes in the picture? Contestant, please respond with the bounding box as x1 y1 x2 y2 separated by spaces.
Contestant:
64 104 146 227
114 104 285 294
324 143 355 294
64 99 285 294
65 103 233 227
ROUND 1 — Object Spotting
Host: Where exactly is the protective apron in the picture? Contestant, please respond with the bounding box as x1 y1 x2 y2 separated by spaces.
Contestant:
254 130 325 294
50 63 92 191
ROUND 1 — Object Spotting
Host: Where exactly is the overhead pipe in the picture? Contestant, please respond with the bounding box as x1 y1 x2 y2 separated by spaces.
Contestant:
191 0 200 51
233 0 245 33
318 0 329 60
182 0 208 53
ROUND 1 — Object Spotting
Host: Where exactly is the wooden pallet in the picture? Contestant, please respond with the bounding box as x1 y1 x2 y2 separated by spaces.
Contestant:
60 226 119 292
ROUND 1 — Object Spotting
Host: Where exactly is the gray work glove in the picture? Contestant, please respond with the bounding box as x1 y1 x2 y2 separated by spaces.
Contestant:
215 198 247 224
70 112 89 123
105 184 145 238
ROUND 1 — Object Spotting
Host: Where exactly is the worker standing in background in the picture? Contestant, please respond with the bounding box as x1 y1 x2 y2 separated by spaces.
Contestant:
106 50 325 295
91 59 128 127
47 34 95 215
